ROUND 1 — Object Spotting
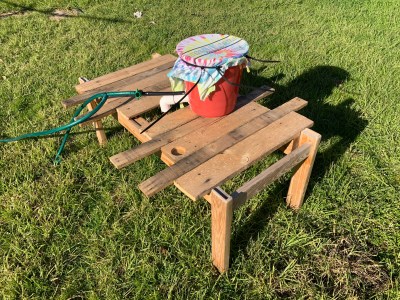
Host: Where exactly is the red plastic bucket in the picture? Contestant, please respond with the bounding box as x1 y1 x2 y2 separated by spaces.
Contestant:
185 65 244 118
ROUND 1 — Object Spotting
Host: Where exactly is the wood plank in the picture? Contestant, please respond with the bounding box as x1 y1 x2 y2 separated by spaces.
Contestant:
161 102 269 164
210 188 233 273
75 54 176 94
77 78 171 126
110 89 276 169
231 143 311 210
286 129 321 209
160 86 274 165
143 106 199 138
62 58 175 108
281 140 295 154
138 98 309 197
136 88 271 137
109 108 218 169
235 86 274 109
79 83 272 127
87 99 108 145
118 116 151 143
175 112 314 200
116 87 171 121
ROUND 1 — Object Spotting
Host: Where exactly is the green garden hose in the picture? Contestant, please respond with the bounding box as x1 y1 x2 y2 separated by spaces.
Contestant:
0 90 184 165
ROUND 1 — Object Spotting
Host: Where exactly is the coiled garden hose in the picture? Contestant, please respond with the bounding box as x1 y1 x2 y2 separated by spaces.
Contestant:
0 90 184 165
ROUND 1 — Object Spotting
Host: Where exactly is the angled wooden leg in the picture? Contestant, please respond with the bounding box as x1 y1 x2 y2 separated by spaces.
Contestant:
78 77 107 146
210 187 233 273
287 128 321 209
86 100 108 146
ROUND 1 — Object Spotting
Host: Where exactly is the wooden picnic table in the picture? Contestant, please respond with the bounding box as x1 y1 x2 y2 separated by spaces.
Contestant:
62 54 321 273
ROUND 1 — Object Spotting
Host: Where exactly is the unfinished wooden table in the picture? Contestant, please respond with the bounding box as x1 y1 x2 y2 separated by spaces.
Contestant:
62 54 321 273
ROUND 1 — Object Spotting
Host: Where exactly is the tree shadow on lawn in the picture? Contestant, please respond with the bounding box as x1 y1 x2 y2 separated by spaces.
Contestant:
261 65 368 185
230 65 368 264
0 0 134 23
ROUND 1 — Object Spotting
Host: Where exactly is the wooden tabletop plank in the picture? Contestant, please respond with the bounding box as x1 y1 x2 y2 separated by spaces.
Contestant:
160 86 274 164
138 98 308 197
62 57 175 108
234 86 274 109
144 106 200 137
118 116 152 143
113 87 171 123
109 107 218 169
110 117 221 169
175 112 313 200
116 86 171 122
161 102 269 164
77 77 171 126
110 87 275 169
75 54 176 94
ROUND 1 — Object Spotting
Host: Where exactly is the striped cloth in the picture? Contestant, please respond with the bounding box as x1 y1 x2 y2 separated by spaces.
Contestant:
168 34 249 100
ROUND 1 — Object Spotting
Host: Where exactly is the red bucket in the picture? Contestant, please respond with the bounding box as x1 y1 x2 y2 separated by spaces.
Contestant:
185 65 244 118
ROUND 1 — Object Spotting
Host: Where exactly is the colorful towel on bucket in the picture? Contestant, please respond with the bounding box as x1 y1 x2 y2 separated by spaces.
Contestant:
168 34 249 100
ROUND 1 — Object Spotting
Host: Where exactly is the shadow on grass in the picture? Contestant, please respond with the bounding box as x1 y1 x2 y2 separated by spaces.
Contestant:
0 0 134 23
230 65 368 263
261 66 368 184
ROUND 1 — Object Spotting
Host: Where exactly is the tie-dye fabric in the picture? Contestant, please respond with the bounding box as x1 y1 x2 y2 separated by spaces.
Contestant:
168 34 249 100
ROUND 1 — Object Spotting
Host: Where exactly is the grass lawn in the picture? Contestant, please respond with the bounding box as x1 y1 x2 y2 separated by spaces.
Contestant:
0 0 399 299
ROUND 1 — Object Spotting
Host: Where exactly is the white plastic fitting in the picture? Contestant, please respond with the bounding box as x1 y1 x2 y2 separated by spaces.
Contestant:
159 95 188 112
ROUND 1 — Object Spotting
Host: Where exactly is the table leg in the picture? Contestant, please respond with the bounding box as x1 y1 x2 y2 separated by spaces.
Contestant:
86 99 108 146
78 77 108 146
287 128 321 209
210 187 233 273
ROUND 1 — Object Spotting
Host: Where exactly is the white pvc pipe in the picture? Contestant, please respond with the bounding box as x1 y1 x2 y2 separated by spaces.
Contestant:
159 95 188 112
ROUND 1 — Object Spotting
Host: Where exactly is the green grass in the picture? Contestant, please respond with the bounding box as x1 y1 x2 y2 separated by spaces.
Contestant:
1 0 399 299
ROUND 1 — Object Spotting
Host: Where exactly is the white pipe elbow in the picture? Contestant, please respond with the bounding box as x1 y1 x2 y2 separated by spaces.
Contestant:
159 95 188 112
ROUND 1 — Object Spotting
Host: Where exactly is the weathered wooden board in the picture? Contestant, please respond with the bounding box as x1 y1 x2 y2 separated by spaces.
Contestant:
62 55 176 108
77 81 171 126
138 98 308 197
109 107 217 169
174 112 313 200
142 106 200 138
161 102 269 164
210 188 233 273
231 142 311 209
86 99 108 145
111 87 275 169
118 116 151 143
115 87 171 122
75 54 176 94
